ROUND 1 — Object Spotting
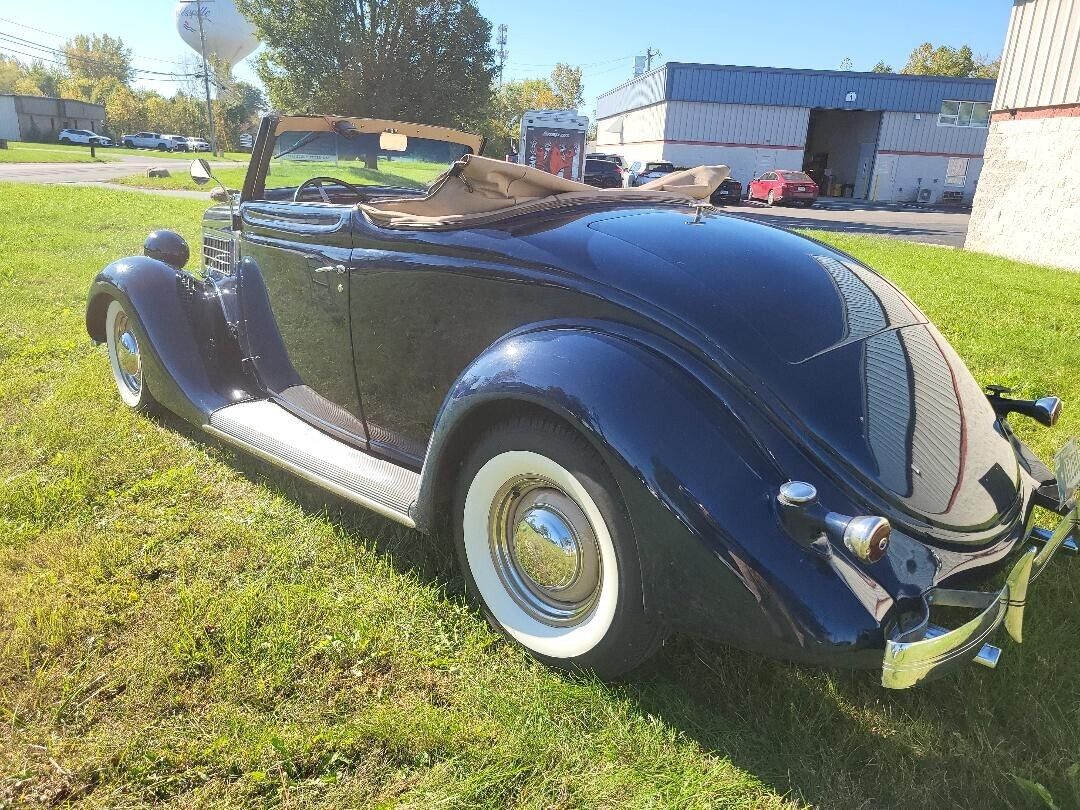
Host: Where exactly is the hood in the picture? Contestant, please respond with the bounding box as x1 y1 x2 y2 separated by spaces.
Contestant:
582 208 1022 537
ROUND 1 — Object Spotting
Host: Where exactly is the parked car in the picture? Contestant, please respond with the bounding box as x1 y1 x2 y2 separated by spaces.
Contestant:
186 137 211 152
121 132 176 151
626 160 676 187
709 177 743 206
86 113 1078 689
583 159 623 189
748 170 819 206
58 128 111 147
164 135 191 152
586 152 625 170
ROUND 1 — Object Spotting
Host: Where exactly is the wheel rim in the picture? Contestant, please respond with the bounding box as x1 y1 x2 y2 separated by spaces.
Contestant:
488 475 602 627
111 309 142 396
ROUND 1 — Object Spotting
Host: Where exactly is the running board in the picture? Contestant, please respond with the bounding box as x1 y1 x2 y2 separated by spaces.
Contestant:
206 400 419 527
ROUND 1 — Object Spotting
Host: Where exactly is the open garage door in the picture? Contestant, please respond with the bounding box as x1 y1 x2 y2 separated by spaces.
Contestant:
803 109 883 199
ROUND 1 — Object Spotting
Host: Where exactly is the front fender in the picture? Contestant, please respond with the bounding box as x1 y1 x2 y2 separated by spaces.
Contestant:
418 325 913 668
86 256 253 425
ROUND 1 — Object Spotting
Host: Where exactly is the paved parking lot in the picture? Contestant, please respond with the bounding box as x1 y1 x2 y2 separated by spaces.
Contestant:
730 199 970 247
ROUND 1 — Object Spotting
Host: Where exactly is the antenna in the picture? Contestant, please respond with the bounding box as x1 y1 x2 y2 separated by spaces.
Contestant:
645 47 660 72
496 24 508 88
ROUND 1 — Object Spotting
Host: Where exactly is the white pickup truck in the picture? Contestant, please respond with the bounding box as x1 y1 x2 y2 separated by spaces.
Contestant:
120 131 176 151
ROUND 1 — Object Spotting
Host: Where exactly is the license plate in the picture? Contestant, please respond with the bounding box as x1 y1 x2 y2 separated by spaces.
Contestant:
797 186 806 191
1055 437 1080 508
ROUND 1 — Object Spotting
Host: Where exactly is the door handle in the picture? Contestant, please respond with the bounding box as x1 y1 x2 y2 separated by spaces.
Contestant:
312 264 347 275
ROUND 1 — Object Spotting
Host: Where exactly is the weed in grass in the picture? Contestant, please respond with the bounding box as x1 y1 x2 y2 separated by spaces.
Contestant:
0 183 1078 809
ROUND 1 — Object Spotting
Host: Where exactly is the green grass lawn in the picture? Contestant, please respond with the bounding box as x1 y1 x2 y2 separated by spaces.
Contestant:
114 157 440 192
1 183 1079 808
0 141 117 164
109 147 250 163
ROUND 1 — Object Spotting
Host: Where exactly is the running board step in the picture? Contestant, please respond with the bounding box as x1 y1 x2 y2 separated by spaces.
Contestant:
206 400 419 526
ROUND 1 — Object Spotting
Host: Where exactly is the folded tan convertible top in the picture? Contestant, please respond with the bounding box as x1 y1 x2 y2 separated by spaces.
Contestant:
359 155 730 230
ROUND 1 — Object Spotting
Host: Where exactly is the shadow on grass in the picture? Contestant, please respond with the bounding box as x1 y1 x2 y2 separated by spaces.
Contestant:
170 411 1075 809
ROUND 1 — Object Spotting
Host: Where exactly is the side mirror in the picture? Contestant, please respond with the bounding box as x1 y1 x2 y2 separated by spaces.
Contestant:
191 158 236 222
190 157 214 185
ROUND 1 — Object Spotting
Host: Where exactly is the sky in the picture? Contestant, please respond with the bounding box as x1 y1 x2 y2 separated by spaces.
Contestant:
0 0 1014 116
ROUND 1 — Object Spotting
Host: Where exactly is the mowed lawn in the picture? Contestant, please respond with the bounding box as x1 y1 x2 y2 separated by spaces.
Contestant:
0 142 117 164
1 183 1079 809
115 157 440 192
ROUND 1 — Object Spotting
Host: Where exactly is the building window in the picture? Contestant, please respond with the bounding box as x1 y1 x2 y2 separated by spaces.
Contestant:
938 100 990 128
945 157 969 186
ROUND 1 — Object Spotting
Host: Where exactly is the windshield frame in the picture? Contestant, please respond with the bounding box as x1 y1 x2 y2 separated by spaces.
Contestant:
242 113 485 203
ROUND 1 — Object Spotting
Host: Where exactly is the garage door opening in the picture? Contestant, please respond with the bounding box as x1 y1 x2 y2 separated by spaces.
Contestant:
802 109 883 199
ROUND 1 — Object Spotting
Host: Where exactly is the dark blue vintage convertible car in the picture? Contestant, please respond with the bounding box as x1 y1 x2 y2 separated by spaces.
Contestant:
86 114 1079 687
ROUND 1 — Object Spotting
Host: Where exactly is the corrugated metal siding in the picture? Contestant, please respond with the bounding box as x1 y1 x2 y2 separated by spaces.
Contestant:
595 66 668 119
994 0 1080 109
596 63 995 116
667 65 994 112
877 111 990 154
594 103 668 146
663 102 809 146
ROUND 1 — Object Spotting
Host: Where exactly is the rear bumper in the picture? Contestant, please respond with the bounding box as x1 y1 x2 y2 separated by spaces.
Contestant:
882 507 1078 689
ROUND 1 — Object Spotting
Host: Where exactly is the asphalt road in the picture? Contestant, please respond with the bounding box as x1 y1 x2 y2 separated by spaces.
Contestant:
728 199 970 247
2 156 971 246
0 151 233 189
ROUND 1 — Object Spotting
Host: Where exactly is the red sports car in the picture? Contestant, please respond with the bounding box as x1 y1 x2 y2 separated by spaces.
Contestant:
748 170 819 207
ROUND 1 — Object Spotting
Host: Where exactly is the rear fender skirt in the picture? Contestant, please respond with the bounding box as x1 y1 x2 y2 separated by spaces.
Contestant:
86 256 254 424
418 325 913 666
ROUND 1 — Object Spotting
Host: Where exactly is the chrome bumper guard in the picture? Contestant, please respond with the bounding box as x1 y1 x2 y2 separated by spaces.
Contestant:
882 507 1078 689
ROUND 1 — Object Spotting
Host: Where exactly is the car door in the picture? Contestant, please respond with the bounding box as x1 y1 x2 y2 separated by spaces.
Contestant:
239 199 368 445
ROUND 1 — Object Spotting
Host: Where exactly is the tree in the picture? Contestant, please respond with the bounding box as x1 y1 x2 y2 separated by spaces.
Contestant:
238 0 495 131
839 57 854 72
549 63 583 109
63 34 133 85
871 61 894 73
482 62 586 154
103 84 145 138
900 42 998 78
0 55 23 94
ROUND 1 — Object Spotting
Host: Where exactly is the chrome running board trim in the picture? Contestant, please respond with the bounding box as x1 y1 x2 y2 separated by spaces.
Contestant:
206 399 419 527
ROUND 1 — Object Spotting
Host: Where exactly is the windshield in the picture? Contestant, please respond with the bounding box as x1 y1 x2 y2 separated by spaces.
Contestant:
269 129 474 193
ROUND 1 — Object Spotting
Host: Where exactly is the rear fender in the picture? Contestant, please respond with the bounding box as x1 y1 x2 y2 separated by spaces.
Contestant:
418 325 910 666
86 256 254 424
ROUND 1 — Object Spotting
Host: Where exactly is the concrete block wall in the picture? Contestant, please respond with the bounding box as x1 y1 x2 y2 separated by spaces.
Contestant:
965 116 1080 271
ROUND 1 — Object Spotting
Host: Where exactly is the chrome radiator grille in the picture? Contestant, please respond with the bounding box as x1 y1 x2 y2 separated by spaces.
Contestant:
202 231 235 275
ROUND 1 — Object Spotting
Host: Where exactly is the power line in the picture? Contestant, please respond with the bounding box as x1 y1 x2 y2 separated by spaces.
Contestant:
0 30 199 77
0 14 191 66
0 45 195 82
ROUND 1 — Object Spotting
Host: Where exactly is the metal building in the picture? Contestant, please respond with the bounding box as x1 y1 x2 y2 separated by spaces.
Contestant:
0 94 105 143
965 0 1080 270
595 64 996 203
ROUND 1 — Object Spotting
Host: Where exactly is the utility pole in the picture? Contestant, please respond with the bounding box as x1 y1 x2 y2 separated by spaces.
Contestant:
184 0 219 157
496 24 508 89
645 47 660 72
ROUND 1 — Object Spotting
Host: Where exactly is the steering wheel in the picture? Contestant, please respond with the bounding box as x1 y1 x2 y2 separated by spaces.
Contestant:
293 176 365 203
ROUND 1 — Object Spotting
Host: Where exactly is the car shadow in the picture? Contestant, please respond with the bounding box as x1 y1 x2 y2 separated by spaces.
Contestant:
171 413 1075 809
732 209 965 245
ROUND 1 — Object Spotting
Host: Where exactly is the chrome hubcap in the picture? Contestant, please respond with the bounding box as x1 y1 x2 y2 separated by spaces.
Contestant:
112 311 142 394
489 476 602 626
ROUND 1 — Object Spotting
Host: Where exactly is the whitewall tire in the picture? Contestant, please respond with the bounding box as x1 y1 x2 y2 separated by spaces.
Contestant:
453 415 663 677
105 299 154 410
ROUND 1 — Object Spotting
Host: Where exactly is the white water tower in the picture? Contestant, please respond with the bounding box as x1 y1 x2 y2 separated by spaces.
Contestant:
175 0 259 67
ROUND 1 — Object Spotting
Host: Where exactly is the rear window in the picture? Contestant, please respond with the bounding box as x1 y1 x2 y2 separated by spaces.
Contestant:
646 162 674 172
586 160 619 172
780 171 813 182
